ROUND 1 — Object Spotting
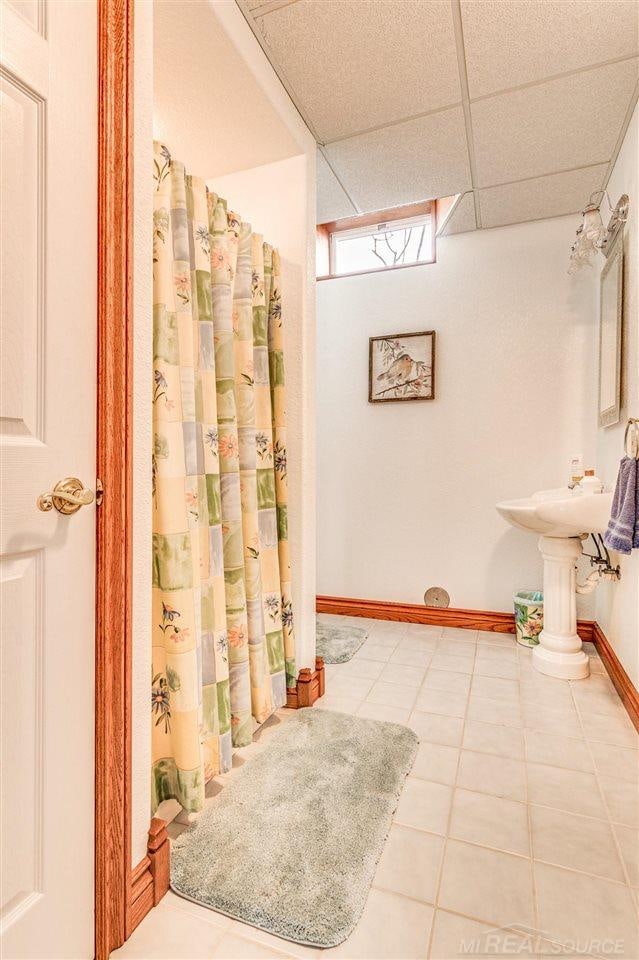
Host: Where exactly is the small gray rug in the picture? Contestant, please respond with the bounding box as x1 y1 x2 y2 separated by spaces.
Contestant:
170 709 418 947
316 618 368 663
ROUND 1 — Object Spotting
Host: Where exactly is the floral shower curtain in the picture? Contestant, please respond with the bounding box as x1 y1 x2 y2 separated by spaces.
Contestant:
151 142 295 814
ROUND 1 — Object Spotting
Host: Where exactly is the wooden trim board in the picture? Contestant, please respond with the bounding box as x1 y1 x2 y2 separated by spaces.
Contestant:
128 819 171 937
286 659 326 709
594 623 639 732
317 594 595 642
95 0 138 956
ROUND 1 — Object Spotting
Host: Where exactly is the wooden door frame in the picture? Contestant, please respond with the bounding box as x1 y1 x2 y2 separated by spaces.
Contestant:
95 0 134 956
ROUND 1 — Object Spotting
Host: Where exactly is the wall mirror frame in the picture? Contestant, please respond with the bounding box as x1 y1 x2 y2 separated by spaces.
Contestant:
598 226 624 428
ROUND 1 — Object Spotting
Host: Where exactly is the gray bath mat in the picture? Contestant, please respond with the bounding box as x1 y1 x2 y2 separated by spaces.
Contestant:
316 618 368 662
170 709 418 947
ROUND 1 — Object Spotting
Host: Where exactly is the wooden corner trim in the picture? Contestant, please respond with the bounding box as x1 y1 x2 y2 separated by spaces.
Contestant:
95 1 135 958
286 658 325 709
594 623 639 732
127 819 170 938
316 594 596 642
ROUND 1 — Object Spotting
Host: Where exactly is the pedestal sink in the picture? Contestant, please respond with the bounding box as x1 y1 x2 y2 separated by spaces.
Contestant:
496 488 613 680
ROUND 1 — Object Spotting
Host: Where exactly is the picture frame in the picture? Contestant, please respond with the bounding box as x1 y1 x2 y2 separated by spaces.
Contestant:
369 330 435 403
598 228 623 428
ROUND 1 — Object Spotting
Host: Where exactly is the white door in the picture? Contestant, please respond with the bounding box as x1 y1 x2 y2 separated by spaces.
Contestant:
0 0 97 957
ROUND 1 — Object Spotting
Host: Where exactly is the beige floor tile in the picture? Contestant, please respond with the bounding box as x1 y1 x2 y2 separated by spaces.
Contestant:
379 662 426 688
356 701 411 725
365 630 402 649
338 658 385 681
473 657 519 681
476 630 517 647
429 653 474 675
437 639 476 659
571 685 629 719
589 741 639 784
534 862 639 958
463 719 524 760
530 805 625 881
389 647 434 669
421 669 472 696
526 763 607 819
112 902 227 958
599 776 639 827
442 627 478 641
613 824 639 886
374 824 444 903
449 788 530 856
411 741 460 786
580 710 639 748
225 919 320 959
399 635 441 654
317 614 345 626
471 676 519 704
438 840 534 930
367 680 418 710
327 675 374 701
428 909 530 959
407 624 443 638
414 688 468 719
314 696 361 716
338 616 376 628
475 643 517 661
352 643 394 663
323 888 433 959
524 730 593 773
520 676 575 708
212 932 293 959
408 711 465 747
521 701 583 739
466 695 522 728
457 750 527 801
394 777 453 835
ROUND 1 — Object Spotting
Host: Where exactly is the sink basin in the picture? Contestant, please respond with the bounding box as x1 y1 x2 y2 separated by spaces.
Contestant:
496 488 613 538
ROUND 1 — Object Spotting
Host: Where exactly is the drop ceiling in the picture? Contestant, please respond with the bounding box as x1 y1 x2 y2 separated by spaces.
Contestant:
238 0 638 233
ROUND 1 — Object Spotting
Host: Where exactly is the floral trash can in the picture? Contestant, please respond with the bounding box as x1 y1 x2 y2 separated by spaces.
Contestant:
514 590 544 647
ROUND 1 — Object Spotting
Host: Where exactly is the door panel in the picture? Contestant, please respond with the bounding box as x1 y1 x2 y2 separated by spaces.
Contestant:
0 1 97 956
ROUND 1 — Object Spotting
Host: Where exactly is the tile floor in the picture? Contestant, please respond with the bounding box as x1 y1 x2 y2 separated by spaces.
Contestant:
114 616 639 960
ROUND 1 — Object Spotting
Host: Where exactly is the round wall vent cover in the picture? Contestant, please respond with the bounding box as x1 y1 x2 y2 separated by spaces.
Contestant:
424 586 450 608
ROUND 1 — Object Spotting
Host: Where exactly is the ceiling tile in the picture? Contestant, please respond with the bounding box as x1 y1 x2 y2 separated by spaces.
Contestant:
440 192 477 235
462 0 639 99
472 58 638 187
316 150 357 223
253 0 461 141
479 164 608 229
325 107 471 212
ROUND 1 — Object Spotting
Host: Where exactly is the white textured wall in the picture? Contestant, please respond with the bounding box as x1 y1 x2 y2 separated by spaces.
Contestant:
132 0 153 866
595 103 639 687
317 215 598 614
212 155 317 671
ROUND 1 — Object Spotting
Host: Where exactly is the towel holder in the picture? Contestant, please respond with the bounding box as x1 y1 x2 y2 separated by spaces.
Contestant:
625 417 639 459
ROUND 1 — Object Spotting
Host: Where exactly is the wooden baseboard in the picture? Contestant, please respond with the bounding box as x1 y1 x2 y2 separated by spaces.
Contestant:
127 818 170 938
286 658 325 708
316 595 596 642
594 623 639 732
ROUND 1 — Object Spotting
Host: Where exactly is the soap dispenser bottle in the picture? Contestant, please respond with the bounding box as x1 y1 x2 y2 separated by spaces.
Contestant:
579 469 604 495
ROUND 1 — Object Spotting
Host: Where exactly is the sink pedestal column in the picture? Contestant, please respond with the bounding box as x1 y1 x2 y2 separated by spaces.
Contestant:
532 535 590 680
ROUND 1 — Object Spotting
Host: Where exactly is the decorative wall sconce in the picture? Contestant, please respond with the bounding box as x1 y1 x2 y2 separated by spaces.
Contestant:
568 191 629 274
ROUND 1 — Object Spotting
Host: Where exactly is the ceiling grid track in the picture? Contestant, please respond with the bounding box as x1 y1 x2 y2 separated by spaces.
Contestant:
450 0 482 229
317 144 361 216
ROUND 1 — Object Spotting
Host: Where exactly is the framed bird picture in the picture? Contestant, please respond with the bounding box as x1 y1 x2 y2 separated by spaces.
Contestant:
369 331 435 403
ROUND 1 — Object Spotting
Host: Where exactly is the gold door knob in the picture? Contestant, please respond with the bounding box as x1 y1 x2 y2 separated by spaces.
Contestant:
37 477 95 515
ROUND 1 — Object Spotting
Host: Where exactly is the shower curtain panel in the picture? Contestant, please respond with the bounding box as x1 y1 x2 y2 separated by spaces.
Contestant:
151 142 295 814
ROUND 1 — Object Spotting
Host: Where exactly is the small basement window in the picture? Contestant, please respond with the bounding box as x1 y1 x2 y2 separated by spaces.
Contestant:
317 200 437 279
